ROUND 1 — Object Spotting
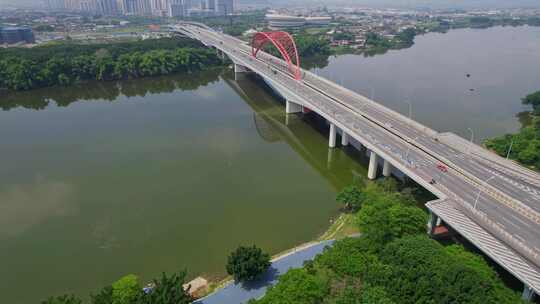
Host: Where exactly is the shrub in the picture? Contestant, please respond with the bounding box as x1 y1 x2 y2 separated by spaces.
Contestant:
251 268 329 304
336 185 364 212
112 274 141 304
41 295 82 304
139 270 193 304
226 245 271 282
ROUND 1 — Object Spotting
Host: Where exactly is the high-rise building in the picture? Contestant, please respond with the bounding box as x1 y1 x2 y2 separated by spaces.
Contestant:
167 0 183 17
206 0 215 11
116 0 127 14
45 0 66 10
150 0 169 16
64 0 79 11
127 0 151 15
79 0 97 12
94 0 119 15
214 0 232 15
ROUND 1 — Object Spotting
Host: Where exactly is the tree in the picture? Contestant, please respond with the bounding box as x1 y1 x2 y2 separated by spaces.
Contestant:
226 245 271 282
357 195 427 244
336 185 364 212
250 268 329 304
522 90 540 115
396 28 416 46
361 285 395 304
139 270 193 304
90 286 113 304
112 274 141 304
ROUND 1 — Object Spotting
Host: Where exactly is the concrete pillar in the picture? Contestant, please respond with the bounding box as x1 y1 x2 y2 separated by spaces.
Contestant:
523 285 535 301
234 63 249 73
427 211 439 236
329 123 337 148
286 100 302 114
341 132 349 146
368 150 378 179
234 63 249 80
382 159 392 177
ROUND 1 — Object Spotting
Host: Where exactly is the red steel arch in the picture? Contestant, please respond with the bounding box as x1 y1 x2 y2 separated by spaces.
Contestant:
251 31 302 80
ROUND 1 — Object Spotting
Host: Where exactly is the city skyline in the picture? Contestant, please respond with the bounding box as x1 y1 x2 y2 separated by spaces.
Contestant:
42 0 234 17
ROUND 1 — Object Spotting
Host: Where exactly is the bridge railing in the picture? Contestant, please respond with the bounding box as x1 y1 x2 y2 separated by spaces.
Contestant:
455 194 540 267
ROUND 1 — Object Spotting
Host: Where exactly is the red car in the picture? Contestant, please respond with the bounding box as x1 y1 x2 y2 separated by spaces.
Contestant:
437 164 448 172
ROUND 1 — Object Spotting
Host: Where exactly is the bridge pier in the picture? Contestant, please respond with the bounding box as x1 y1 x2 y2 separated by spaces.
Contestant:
286 100 302 114
523 285 536 302
368 150 378 179
382 159 392 177
216 49 226 60
427 211 440 236
234 63 250 81
341 132 349 147
329 123 337 148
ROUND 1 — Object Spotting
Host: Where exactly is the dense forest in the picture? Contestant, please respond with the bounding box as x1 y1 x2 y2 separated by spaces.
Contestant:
250 180 524 304
0 38 222 91
485 91 540 170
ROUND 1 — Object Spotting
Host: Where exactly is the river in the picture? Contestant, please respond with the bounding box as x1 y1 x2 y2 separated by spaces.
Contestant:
1 25 539 303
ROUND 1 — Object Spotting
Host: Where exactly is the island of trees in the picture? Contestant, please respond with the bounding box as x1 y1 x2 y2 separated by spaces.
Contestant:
0 38 222 91
485 90 540 170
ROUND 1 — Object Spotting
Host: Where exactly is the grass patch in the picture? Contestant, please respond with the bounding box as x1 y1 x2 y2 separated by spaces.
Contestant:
319 213 359 241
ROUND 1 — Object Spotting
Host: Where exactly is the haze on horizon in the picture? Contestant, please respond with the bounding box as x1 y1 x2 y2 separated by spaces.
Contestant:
2 0 540 10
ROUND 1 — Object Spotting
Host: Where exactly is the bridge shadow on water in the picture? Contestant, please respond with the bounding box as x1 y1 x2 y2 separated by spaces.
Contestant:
221 70 444 206
221 70 371 192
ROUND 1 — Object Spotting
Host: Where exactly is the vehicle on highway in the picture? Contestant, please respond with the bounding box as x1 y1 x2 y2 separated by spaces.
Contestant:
437 164 448 172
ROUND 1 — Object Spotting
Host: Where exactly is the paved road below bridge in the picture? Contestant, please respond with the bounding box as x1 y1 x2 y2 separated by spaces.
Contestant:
193 240 334 304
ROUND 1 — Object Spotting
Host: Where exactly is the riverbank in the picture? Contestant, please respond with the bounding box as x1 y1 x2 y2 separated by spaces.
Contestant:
193 212 359 299
194 239 336 304
485 90 540 171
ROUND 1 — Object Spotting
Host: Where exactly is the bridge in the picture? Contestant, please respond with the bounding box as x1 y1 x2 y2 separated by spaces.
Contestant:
174 23 540 300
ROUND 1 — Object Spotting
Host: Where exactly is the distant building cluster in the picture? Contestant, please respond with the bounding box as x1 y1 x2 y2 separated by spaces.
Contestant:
0 26 35 44
44 0 234 17
265 14 331 30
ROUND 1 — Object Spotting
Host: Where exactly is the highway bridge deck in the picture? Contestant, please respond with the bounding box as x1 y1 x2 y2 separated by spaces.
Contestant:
175 23 540 297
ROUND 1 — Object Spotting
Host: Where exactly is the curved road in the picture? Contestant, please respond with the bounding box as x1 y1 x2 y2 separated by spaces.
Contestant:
193 240 334 304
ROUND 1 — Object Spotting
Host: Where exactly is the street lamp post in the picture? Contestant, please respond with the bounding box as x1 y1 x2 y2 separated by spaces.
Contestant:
506 139 514 159
474 175 495 210
467 128 474 154
467 128 474 143
404 100 412 121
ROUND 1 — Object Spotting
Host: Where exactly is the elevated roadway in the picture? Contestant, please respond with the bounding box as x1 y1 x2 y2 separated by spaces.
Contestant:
174 23 540 300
